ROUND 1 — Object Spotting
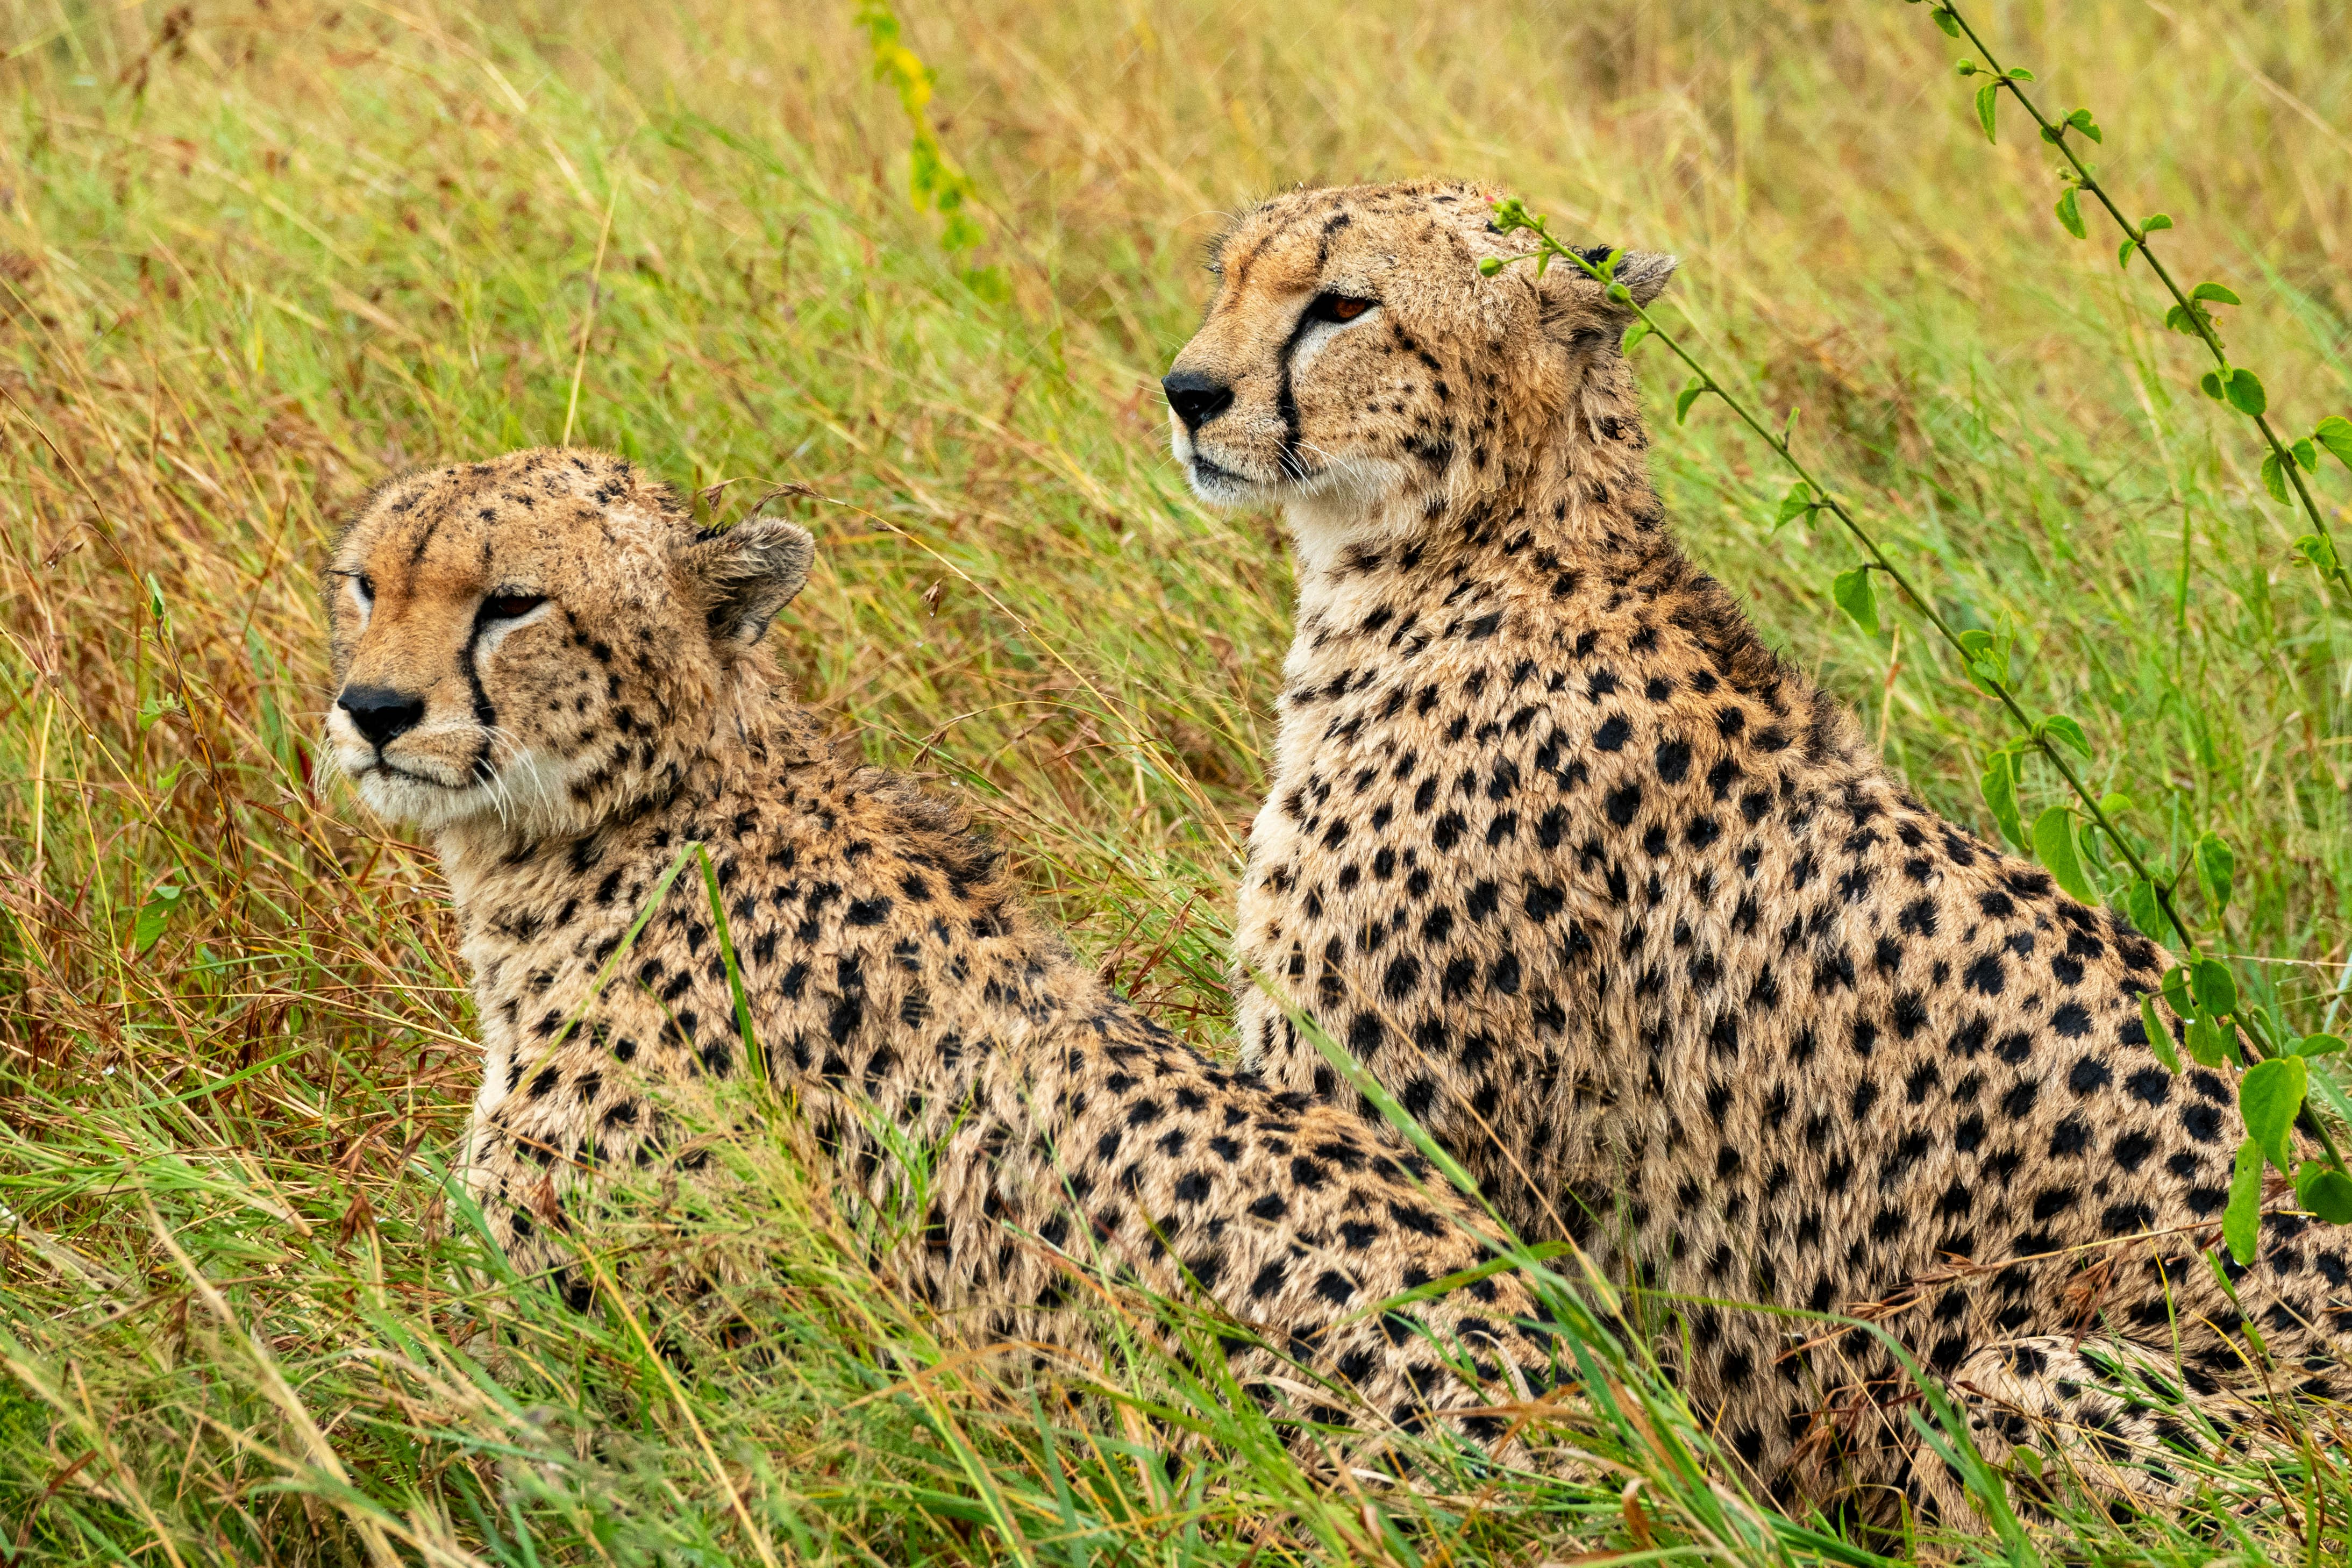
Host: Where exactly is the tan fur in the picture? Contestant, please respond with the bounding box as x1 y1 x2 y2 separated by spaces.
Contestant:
1165 181 2348 1514
322 447 1572 1471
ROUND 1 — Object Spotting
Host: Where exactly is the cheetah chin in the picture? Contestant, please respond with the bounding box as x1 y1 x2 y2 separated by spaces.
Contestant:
345 745 590 837
322 447 1584 1479
1165 180 2348 1524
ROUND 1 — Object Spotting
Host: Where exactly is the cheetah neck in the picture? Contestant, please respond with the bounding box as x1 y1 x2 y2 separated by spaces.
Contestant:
1245 418 1888 1083
1278 434 1781 704
1292 380 1665 576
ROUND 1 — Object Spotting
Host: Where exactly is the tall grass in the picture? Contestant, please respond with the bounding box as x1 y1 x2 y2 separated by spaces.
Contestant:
2 0 2350 1561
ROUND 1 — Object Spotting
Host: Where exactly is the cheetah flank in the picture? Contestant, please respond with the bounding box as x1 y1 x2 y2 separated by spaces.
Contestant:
321 447 1570 1470
1163 180 2348 1513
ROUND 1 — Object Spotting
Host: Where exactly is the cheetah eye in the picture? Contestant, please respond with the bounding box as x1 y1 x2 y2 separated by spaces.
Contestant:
352 572 374 604
480 591 546 622
1306 293 1374 324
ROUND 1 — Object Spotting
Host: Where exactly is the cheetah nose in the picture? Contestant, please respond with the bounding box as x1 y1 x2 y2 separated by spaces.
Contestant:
338 685 426 747
1161 369 1234 434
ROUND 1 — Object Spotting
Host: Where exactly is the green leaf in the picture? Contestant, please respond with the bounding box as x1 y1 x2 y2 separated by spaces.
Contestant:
2009 67 2037 82
2066 108 2102 141
2117 237 2138 270
2098 790 2136 818
1975 80 2000 142
2292 437 2319 473
2032 807 2096 903
2240 1055 2307 1174
1955 628 2009 688
2141 993 2180 1074
2160 964 2197 1021
2192 957 2239 1017
2194 831 2235 915
2142 213 2174 233
1979 753 2026 852
1675 380 1707 425
2293 1033 2347 1059
1932 7 1962 37
2124 879 2165 944
2260 451 2289 504
2192 281 2242 305
2315 415 2352 468
1773 482 1815 527
2037 715 2091 759
1620 319 1651 354
2248 446 2286 503
2223 1139 2264 1265
2054 187 2085 239
2187 1015 2237 1068
2199 369 2225 400
2173 307 2211 341
133 883 184 954
1831 565 1879 637
2296 1164 2352 1224
2225 367 2268 417
2294 533 2342 577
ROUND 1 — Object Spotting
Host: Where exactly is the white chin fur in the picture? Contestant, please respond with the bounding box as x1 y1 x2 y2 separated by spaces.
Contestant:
1180 457 1283 509
344 746 586 836
1172 422 1408 516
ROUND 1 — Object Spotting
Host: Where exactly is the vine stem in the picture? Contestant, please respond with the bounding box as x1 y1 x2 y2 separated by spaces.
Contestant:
1491 207 2348 1176
1936 0 2352 604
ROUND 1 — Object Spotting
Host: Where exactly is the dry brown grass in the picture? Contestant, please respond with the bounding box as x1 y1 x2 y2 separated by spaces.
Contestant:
2 0 2350 1560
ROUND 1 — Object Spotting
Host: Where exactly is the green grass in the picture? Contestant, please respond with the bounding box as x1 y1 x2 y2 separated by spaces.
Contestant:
3 0 2351 1560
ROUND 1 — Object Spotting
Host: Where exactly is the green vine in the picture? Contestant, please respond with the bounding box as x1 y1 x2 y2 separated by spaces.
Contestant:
1902 0 2352 1255
1484 194 2351 1251
1920 0 2352 602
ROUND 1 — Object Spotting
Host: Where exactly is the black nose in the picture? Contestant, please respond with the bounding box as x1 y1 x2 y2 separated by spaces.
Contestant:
1161 369 1234 434
339 685 425 747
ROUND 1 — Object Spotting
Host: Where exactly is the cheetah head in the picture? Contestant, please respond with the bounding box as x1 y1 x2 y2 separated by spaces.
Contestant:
1163 180 1673 534
323 448 814 837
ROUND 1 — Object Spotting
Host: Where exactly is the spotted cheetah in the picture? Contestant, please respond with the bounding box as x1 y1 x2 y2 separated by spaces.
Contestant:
320 447 1572 1470
1162 180 2348 1513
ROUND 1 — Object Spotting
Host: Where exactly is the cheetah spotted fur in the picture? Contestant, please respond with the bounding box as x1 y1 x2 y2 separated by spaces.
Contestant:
1163 180 2350 1515
321 447 1573 1473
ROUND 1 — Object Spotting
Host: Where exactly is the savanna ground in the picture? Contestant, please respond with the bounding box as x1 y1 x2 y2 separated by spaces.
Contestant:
4 0 2351 1562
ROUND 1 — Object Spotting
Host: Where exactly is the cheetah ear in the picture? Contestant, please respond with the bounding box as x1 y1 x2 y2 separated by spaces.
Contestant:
1609 251 1678 309
685 516 816 647
1535 248 1679 340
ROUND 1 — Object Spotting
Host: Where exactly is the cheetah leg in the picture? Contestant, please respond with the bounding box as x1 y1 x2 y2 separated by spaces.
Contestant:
1915 1335 2213 1523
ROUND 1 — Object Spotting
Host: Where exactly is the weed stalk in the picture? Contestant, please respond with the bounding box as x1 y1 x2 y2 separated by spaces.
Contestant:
1921 0 2352 602
1484 199 2352 1224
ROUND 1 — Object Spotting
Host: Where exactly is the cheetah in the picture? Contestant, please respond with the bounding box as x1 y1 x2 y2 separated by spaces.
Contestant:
319 446 1572 1473
1162 180 2349 1514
